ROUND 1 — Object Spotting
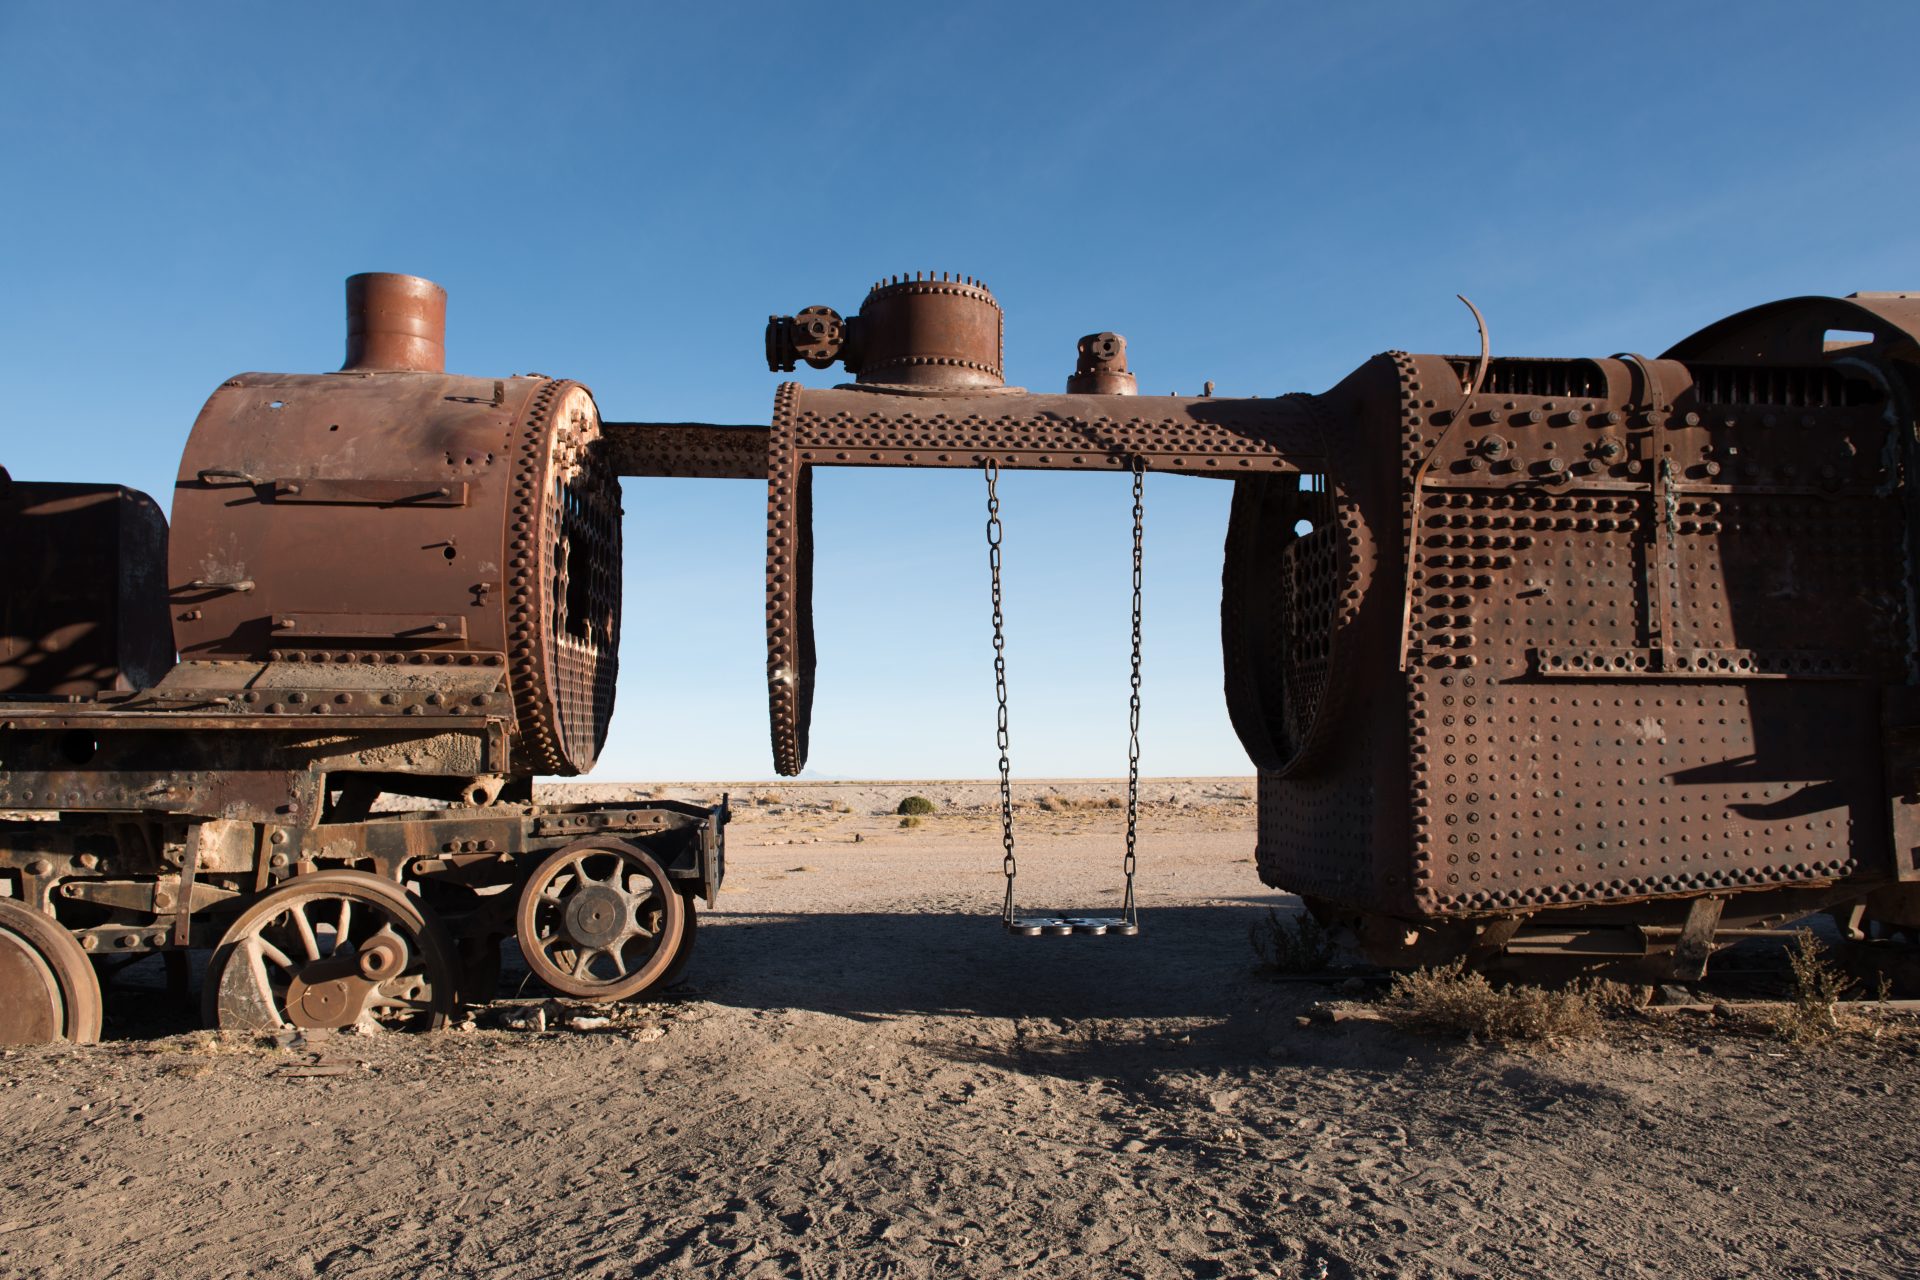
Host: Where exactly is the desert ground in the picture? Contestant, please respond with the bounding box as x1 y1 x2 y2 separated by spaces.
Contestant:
0 778 1915 1280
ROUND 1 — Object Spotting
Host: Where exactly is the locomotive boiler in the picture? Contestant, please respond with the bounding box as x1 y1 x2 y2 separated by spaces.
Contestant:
0 274 723 1044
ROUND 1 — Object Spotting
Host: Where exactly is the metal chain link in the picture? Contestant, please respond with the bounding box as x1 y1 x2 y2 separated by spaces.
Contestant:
1123 460 1144 925
985 461 1017 924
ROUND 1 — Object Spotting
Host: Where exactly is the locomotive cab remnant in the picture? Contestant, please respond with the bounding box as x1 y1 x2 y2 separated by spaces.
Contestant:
0 273 724 1044
633 274 1920 979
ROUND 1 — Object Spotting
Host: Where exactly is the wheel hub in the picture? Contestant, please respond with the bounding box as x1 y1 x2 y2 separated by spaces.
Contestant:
284 956 378 1029
563 884 630 950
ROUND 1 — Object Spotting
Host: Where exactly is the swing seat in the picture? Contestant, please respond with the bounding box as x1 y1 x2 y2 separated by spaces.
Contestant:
1006 915 1139 938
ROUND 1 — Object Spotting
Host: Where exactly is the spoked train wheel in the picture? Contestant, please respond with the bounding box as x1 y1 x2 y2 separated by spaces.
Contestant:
203 871 457 1033
515 839 685 1001
0 899 102 1045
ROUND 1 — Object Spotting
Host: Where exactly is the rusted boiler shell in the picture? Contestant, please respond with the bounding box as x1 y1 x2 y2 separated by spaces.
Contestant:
1226 300 1920 936
167 276 621 775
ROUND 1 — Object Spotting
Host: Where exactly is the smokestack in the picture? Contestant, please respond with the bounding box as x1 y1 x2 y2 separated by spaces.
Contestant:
342 272 447 373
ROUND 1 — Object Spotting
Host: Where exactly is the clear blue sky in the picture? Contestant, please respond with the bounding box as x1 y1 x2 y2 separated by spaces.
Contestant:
4 2 1917 781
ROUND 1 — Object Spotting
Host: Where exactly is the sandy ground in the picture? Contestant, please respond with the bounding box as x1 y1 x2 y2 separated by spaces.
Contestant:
1 779 1916 1280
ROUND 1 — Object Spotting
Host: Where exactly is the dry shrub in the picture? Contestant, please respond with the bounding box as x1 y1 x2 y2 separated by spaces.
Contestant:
1249 907 1335 974
1382 960 1626 1045
899 815 922 829
897 795 936 816
1034 795 1122 813
1774 932 1858 1045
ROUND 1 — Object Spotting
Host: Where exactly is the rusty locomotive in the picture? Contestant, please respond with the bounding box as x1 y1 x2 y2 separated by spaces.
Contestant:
0 275 723 1044
5 269 1920 1044
740 276 1920 975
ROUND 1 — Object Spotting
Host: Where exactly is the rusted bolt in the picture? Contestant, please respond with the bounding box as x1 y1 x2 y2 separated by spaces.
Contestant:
154 889 175 910
26 858 51 876
77 853 100 870
269 830 288 845
288 691 308 705
118 933 140 949
269 852 289 869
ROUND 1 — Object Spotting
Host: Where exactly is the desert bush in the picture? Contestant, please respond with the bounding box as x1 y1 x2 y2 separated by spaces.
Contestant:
899 815 922 829
1249 907 1335 974
1381 961 1616 1045
897 795 936 816
1774 931 1856 1045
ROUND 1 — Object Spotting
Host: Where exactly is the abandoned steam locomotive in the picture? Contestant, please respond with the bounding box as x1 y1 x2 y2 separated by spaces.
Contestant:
0 274 723 1044
5 267 1919 1045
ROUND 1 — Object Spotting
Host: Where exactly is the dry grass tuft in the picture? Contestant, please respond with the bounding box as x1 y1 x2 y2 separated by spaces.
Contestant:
899 815 922 829
1249 908 1335 974
1382 961 1631 1046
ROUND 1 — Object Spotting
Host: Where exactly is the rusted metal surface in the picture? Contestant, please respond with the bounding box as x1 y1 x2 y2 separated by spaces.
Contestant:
0 481 172 697
1066 333 1138 396
769 273 1004 390
514 838 686 1001
203 870 458 1032
0 272 727 1043
761 384 1326 775
342 272 447 373
12 262 1920 1038
0 898 101 1044
601 422 769 479
628 273 1920 976
169 273 621 776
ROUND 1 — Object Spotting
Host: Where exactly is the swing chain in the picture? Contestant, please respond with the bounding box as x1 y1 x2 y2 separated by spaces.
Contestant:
1123 459 1143 925
986 460 1017 924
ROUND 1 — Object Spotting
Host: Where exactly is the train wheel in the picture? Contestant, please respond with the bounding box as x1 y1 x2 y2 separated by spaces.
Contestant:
658 895 699 989
515 839 685 1001
0 899 102 1045
202 871 457 1034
